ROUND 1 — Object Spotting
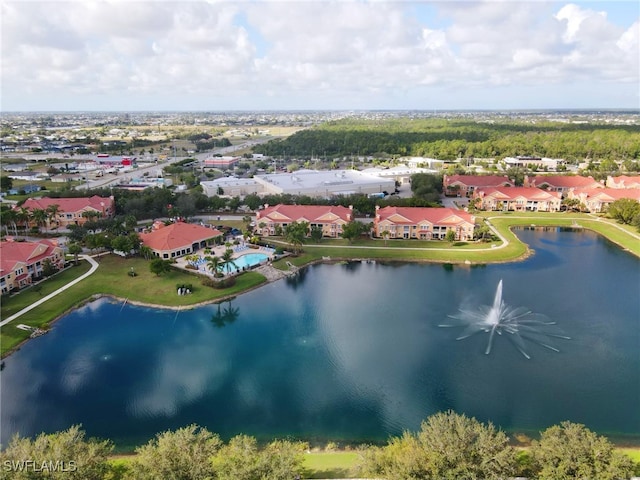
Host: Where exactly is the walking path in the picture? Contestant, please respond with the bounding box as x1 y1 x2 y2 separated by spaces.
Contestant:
0 255 99 327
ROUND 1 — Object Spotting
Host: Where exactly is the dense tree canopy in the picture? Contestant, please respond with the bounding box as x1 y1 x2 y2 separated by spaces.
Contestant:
0 425 113 480
529 421 635 480
253 118 640 162
606 198 640 226
361 411 517 480
129 424 222 480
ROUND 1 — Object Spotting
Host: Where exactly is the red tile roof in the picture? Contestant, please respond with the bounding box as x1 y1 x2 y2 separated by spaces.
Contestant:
475 187 562 200
444 175 513 187
257 204 353 223
139 222 222 252
20 195 114 214
572 188 640 201
606 175 640 189
376 206 475 225
0 240 60 275
524 175 601 189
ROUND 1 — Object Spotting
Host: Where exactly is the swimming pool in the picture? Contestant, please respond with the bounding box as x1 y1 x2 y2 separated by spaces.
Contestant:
232 252 268 269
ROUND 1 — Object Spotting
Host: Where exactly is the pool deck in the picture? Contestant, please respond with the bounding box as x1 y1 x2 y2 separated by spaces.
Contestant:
173 244 276 276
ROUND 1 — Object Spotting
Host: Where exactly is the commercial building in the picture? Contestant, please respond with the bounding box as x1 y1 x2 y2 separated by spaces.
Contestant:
200 177 262 197
203 156 240 169
201 169 395 199
253 169 395 197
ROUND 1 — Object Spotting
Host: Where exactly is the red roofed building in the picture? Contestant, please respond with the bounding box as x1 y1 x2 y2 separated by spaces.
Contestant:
567 188 640 213
203 156 240 169
606 175 640 189
443 175 514 197
374 206 476 240
19 195 115 229
523 175 602 194
473 187 562 212
255 204 353 238
0 239 65 293
139 222 223 259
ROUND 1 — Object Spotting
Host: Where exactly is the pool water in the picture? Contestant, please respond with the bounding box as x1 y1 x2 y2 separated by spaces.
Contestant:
233 252 268 269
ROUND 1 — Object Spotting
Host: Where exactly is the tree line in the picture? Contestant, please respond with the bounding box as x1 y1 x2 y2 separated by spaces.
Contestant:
1 412 637 480
252 119 640 161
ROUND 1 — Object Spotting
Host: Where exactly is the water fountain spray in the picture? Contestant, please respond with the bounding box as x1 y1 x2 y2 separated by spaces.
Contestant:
440 280 571 359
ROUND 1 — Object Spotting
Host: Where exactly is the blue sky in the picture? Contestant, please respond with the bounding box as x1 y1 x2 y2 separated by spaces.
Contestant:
1 0 638 111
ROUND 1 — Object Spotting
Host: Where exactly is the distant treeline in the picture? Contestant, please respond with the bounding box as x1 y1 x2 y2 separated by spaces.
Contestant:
252 118 640 161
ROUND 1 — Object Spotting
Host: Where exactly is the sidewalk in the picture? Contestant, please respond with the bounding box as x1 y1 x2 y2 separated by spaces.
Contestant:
0 255 99 327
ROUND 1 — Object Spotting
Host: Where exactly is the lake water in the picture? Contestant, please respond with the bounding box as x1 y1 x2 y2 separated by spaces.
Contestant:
1 228 639 448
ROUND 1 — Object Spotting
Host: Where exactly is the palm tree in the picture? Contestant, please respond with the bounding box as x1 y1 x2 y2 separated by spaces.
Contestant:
16 207 31 234
82 210 101 222
381 230 390 246
0 208 18 236
206 256 222 277
221 248 237 274
30 208 48 233
46 204 61 231
139 245 153 260
284 221 307 255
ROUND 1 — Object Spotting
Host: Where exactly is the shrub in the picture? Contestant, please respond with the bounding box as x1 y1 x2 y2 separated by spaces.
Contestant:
202 277 236 289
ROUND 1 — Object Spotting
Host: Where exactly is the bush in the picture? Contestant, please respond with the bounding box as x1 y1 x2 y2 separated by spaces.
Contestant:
201 277 236 289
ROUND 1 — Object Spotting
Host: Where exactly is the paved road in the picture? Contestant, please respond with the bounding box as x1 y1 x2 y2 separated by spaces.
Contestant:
0 255 99 327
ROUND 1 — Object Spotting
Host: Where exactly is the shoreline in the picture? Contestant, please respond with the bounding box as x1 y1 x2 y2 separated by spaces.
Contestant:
0 251 532 360
4 217 639 359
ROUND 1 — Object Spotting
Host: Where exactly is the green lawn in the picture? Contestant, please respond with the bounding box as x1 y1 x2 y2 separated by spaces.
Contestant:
619 447 640 463
302 451 360 479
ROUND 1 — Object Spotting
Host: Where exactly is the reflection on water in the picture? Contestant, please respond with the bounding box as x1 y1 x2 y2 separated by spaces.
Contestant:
211 299 240 328
1 228 638 447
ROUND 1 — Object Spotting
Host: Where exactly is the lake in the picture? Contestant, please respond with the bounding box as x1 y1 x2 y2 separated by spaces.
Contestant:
1 227 639 448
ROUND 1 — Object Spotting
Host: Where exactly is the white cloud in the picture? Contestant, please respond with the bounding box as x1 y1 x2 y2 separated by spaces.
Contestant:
1 0 638 110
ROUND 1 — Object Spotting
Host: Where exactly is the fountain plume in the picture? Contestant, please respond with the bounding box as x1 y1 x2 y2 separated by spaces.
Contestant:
440 279 570 359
